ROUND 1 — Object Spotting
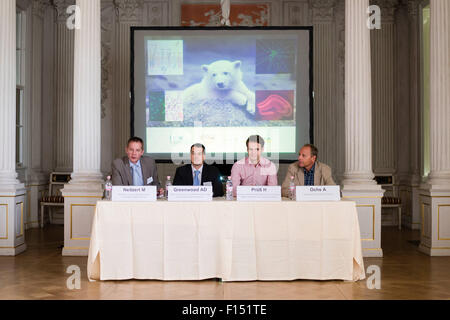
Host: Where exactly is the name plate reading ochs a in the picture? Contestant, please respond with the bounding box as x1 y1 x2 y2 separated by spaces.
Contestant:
237 186 281 202
111 186 157 202
167 186 213 202
296 186 341 201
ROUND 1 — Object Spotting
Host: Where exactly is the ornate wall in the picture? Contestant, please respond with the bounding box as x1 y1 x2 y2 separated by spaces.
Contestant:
27 0 420 226
97 0 350 183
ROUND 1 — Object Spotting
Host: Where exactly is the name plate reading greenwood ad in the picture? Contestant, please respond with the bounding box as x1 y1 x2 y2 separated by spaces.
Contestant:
296 186 341 201
237 186 281 202
111 186 157 202
167 186 213 201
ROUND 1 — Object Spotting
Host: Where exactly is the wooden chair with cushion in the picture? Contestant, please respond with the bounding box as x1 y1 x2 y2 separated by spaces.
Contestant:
40 172 71 228
374 175 402 230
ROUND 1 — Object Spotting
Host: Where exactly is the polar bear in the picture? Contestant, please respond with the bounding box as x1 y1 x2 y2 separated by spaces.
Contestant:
183 60 256 115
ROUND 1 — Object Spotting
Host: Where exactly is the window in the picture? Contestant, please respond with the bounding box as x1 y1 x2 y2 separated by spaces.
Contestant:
16 10 26 167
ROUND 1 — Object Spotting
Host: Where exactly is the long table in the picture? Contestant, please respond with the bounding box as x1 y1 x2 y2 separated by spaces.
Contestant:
87 200 366 282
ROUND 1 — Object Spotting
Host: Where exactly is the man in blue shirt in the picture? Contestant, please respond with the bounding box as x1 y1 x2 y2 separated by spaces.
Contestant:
111 137 164 196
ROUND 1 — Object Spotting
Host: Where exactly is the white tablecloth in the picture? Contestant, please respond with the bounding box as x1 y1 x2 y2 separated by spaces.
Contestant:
87 200 365 282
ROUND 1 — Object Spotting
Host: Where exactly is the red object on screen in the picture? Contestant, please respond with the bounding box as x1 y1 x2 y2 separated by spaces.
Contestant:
256 94 293 120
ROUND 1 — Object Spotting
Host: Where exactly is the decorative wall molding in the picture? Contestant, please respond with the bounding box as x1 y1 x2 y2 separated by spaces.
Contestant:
371 21 396 174
51 0 75 22
101 1 115 119
406 0 421 184
144 1 168 26
43 0 405 183
406 0 419 17
114 0 144 23
308 0 341 180
15 0 425 233
283 1 309 26
310 0 336 23
180 2 270 27
30 0 49 183
371 0 399 23
112 0 144 158
32 0 50 18
334 0 346 181
53 0 75 171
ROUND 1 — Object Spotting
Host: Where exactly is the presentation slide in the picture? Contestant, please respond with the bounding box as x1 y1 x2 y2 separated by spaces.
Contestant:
132 28 312 161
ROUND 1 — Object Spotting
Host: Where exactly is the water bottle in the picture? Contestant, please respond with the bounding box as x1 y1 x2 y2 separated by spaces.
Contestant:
165 176 172 199
289 176 296 200
226 176 233 201
104 176 112 201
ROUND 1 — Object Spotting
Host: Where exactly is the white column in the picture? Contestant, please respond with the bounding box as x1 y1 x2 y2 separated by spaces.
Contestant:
71 0 103 185
341 0 383 257
62 0 103 256
0 0 19 187
0 0 27 255
342 0 376 185
419 0 450 256
427 0 450 185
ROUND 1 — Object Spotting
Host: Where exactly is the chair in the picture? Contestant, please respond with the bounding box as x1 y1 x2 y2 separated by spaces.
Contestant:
39 172 71 228
374 175 402 230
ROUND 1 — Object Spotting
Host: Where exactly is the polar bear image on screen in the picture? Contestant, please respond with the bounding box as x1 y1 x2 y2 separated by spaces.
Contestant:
182 60 256 125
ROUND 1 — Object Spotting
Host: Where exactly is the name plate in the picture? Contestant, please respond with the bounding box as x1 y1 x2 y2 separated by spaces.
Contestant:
111 186 157 202
167 186 212 202
295 186 341 201
237 186 281 202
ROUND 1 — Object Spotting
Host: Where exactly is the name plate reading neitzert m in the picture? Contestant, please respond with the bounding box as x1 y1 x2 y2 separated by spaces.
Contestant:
295 186 341 201
236 186 281 202
111 186 157 202
167 186 213 202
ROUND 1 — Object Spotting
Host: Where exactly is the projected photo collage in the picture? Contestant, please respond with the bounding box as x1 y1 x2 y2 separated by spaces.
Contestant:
145 36 298 128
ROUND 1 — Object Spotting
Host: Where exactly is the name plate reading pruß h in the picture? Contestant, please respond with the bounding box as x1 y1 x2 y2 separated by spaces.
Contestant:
167 186 213 202
111 186 157 202
236 186 281 202
295 186 341 201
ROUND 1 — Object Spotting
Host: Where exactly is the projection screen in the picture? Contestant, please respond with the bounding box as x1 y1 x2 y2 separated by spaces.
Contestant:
131 27 313 162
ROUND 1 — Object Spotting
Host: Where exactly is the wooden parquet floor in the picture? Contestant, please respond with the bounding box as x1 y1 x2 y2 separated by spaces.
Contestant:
1 225 449 300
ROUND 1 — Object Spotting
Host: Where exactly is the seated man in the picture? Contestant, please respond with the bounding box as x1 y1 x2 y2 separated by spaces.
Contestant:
173 143 224 197
281 144 335 197
112 137 163 195
231 135 278 196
